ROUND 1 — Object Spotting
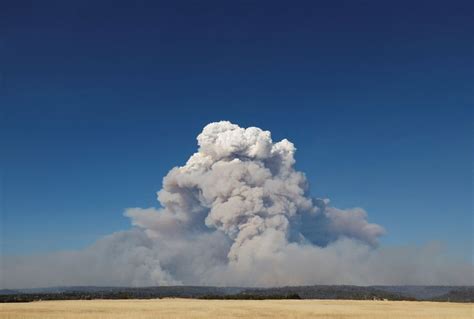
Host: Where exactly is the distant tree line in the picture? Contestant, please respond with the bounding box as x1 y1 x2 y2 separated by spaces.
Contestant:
199 293 302 300
1 286 472 303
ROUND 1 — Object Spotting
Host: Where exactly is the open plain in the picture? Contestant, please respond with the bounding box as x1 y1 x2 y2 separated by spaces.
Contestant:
0 299 472 319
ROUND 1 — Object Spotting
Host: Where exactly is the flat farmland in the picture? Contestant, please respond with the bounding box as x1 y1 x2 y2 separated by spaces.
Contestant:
0 299 471 319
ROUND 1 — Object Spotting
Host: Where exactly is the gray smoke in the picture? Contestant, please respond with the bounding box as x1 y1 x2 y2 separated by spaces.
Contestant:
1 121 472 288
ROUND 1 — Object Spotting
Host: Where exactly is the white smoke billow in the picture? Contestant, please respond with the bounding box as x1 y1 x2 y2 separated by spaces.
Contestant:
128 121 384 262
1 121 472 288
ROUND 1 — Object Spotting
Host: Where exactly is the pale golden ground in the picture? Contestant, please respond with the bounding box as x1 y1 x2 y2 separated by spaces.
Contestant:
0 298 472 319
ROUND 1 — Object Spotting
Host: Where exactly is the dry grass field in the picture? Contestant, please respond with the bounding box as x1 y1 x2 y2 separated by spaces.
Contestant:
0 298 472 319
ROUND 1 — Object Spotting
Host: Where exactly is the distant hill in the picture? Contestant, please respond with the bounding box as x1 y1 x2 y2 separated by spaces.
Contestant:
1 285 472 303
372 286 463 299
430 287 474 303
237 285 412 301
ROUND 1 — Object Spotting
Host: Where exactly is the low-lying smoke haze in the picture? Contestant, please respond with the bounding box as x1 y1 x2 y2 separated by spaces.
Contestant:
1 121 472 288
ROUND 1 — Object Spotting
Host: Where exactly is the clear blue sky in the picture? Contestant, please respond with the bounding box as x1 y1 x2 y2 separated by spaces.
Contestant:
1 1 472 260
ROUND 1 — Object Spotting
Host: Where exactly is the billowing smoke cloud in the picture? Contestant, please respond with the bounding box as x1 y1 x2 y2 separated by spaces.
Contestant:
127 122 384 261
1 121 472 288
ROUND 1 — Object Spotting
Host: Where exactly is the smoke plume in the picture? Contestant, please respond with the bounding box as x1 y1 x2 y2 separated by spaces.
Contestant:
1 121 472 288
